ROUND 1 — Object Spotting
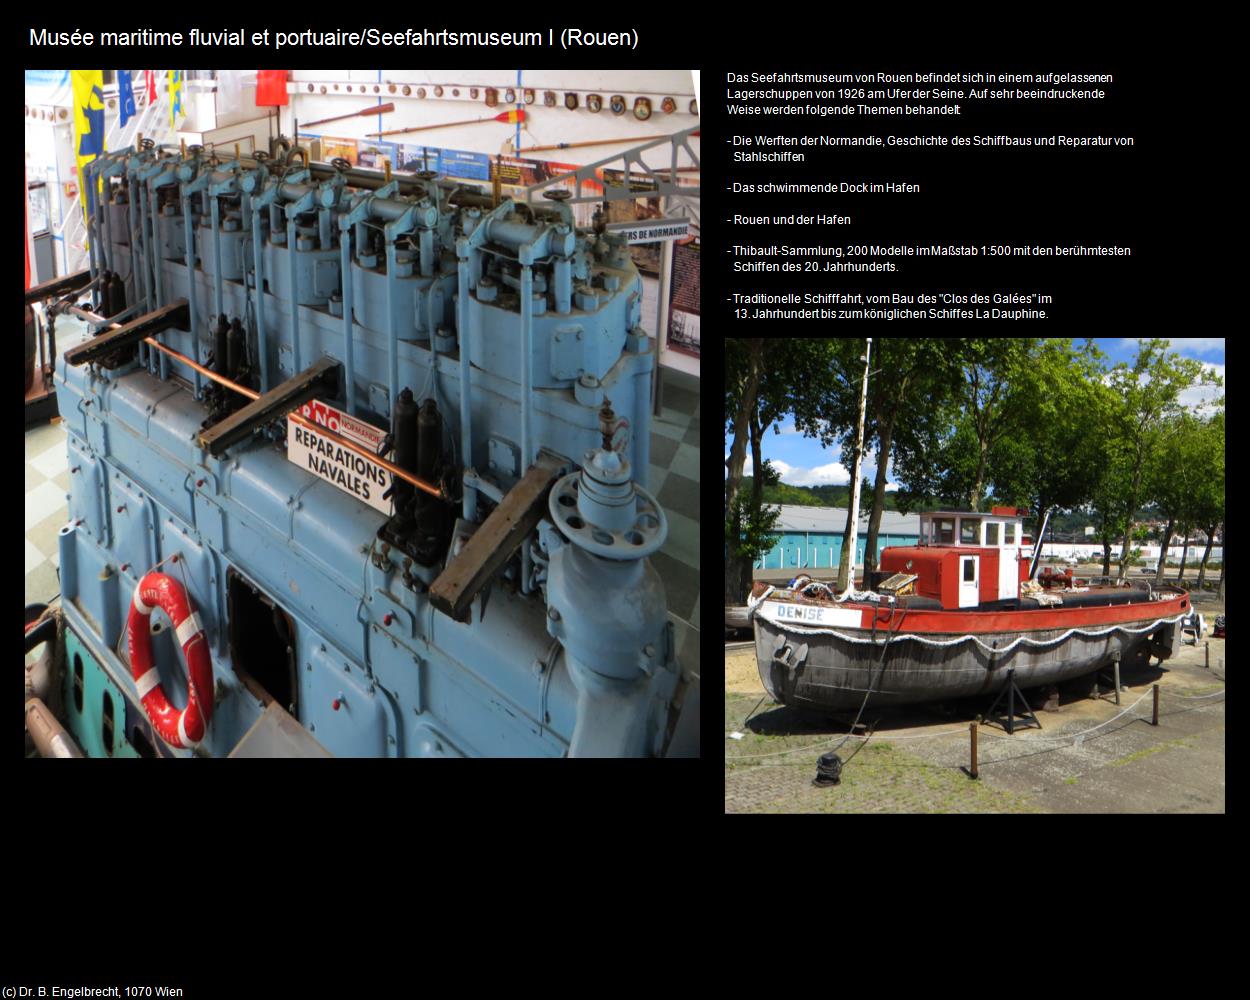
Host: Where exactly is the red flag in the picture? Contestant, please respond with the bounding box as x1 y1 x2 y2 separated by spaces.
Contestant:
256 70 289 107
145 70 156 102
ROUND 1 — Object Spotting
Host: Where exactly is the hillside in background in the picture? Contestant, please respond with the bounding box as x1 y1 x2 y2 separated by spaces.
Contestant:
746 478 1162 536
745 478 902 511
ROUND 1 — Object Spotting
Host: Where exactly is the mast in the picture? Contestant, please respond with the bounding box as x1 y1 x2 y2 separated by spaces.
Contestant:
839 338 872 597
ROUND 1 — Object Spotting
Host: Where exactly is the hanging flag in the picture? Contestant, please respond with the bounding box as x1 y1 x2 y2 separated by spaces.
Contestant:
71 70 106 223
145 69 156 103
168 69 183 129
256 70 289 106
118 70 137 126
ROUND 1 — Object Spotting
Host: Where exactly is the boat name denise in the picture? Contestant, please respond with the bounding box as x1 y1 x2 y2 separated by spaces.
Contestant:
761 601 863 629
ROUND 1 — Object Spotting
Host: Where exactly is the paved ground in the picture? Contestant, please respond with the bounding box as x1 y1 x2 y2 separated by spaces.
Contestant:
726 621 1225 814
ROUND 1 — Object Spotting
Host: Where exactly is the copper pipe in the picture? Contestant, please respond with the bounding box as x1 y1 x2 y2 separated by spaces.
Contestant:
144 337 260 399
143 338 444 500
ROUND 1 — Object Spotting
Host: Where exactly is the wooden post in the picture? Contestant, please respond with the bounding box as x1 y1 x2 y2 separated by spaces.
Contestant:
1113 655 1121 706
1205 643 1210 670
969 722 979 780
1152 684 1160 726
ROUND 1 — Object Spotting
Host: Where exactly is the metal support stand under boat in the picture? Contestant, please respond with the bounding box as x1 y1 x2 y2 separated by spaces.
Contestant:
981 667 1042 735
1092 651 1122 706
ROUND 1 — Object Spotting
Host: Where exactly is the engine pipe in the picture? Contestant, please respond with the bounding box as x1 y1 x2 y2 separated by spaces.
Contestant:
248 179 279 392
208 171 240 326
337 192 376 416
148 167 179 382
84 160 99 306
179 166 219 394
519 261 534 594
455 239 476 522
383 202 422 423
283 187 318 376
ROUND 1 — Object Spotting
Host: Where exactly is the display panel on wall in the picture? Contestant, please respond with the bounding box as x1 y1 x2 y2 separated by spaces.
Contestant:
668 239 700 358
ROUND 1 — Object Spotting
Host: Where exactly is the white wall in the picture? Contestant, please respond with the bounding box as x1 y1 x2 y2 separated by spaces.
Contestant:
283 69 698 170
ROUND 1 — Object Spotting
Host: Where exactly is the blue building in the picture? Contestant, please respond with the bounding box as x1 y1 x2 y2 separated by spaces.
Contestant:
755 505 921 572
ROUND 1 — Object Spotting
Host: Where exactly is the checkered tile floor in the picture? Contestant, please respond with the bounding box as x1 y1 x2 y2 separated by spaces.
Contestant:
24 419 70 608
25 360 700 657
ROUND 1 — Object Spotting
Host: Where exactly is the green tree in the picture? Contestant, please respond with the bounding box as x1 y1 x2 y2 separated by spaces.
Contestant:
1193 409 1225 588
724 338 840 602
982 340 1108 565
1104 341 1217 581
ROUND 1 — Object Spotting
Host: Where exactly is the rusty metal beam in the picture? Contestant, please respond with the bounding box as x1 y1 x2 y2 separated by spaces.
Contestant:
429 453 563 622
24 268 91 306
63 300 190 368
198 355 340 456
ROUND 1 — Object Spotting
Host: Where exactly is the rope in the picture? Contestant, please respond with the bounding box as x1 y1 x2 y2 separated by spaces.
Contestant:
727 686 1225 762
755 611 1188 653
1174 689 1225 700
745 585 775 616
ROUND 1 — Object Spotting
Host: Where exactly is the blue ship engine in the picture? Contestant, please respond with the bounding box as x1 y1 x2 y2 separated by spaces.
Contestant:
43 140 697 758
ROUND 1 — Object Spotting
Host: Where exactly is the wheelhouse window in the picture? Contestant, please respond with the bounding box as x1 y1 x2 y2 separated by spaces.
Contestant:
1005 523 1017 545
960 519 981 545
986 523 1000 546
936 519 955 544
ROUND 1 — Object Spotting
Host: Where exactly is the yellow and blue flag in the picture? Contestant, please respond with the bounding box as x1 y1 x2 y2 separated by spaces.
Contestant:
71 70 106 223
168 69 182 129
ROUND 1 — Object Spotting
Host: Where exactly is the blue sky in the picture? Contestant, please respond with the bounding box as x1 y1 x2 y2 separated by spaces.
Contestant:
734 337 1225 488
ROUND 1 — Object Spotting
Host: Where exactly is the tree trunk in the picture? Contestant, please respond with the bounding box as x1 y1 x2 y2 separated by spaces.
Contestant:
1196 524 1215 589
1117 525 1134 582
724 341 763 602
1155 517 1174 585
1217 522 1225 599
970 439 988 511
725 341 762 517
739 409 766 597
1117 460 1144 581
1100 534 1112 578
1178 531 1191 580
863 414 895 578
836 462 864 591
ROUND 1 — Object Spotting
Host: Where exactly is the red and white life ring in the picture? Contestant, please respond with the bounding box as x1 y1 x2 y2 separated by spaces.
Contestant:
126 571 213 749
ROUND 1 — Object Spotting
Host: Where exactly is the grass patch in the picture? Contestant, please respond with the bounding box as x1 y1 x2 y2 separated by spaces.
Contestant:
1109 736 1195 767
726 693 1042 814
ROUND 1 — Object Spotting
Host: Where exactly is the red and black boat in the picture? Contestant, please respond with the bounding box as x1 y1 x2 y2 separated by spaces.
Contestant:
751 508 1190 712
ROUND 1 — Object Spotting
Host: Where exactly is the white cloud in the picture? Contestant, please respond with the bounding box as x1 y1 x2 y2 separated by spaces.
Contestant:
778 461 850 487
884 482 901 492
1179 362 1225 412
1119 338 1225 357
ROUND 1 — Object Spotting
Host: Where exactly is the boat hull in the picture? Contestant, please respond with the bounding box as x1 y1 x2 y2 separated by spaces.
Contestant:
753 594 1189 712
